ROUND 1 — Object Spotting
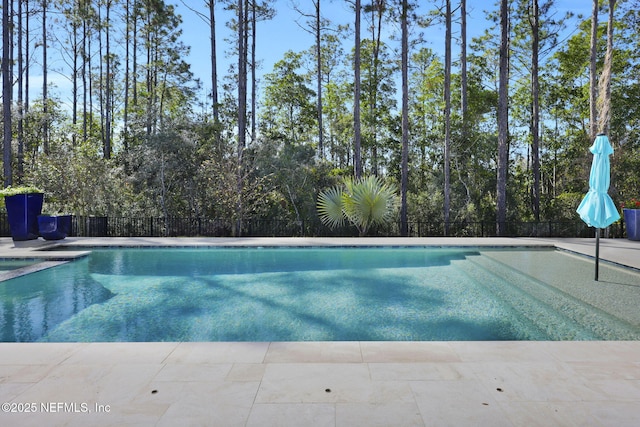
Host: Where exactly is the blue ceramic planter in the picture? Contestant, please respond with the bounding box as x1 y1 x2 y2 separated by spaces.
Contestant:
623 209 640 241
38 215 72 240
4 193 44 241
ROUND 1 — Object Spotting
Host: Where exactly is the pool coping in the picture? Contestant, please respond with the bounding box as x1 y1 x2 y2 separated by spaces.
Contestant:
0 260 71 282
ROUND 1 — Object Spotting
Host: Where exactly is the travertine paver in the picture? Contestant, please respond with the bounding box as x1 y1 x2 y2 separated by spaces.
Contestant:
1 341 640 426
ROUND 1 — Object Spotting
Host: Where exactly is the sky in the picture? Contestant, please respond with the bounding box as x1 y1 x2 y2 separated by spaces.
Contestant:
175 0 595 101
30 1 595 109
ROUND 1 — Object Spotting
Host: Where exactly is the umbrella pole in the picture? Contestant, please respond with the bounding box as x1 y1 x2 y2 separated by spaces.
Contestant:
595 228 600 281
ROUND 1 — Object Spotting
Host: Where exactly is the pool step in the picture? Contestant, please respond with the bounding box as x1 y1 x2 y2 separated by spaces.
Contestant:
456 255 640 340
479 254 640 340
453 257 596 340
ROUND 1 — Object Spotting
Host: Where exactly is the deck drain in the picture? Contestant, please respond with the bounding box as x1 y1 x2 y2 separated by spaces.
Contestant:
325 388 332 393
151 390 158 394
496 388 503 392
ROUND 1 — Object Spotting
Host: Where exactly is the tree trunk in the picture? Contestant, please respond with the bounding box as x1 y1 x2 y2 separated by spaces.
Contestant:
400 0 409 236
209 0 219 126
124 0 131 151
496 0 509 236
459 0 471 209
42 0 49 154
250 0 256 144
369 0 384 176
105 0 112 159
589 0 598 141
98 4 105 146
597 0 616 135
87 3 94 140
71 3 78 147
353 0 362 178
531 0 540 222
2 0 12 186
145 6 153 139
315 0 324 158
132 0 138 108
25 0 30 151
236 0 247 236
444 0 452 236
82 1 88 143
460 0 467 126
238 0 247 151
17 0 24 182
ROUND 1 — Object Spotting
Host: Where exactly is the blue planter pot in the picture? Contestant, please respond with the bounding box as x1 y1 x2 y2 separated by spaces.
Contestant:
4 193 44 241
38 215 72 240
624 209 640 241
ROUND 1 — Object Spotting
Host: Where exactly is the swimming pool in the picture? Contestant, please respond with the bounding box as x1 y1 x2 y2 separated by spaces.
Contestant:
0 259 38 272
1 246 639 342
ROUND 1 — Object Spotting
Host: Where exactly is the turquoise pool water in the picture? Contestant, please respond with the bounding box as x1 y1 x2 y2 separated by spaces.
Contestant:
0 259 38 272
1 247 639 342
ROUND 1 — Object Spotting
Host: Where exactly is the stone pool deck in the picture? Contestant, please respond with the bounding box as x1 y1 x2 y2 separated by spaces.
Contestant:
0 237 639 426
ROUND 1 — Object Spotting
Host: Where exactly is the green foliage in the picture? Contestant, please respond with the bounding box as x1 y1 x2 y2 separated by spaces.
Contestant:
4 2 640 236
317 176 398 236
317 185 345 229
0 186 44 210
0 186 44 197
544 192 584 221
261 51 317 145
31 139 126 216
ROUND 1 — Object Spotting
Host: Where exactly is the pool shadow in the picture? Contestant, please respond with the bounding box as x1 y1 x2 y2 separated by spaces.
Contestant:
43 270 454 341
32 264 547 342
593 279 640 288
159 270 525 341
190 272 451 341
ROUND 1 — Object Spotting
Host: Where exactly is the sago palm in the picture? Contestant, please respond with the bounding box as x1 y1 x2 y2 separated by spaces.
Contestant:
317 176 398 236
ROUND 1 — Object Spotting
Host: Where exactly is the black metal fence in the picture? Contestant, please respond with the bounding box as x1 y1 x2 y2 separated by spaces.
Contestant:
0 214 625 238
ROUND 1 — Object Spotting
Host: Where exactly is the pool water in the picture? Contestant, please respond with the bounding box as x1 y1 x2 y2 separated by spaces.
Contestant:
1 247 639 342
0 259 38 272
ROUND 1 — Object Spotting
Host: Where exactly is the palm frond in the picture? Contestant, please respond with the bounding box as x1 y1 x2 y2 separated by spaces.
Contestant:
317 176 398 235
344 176 398 233
317 185 345 229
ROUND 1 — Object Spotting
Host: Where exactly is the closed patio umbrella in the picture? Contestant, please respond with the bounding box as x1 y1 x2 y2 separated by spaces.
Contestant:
576 134 620 281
